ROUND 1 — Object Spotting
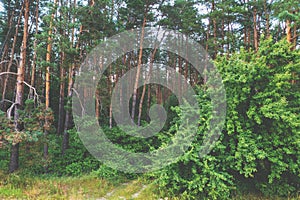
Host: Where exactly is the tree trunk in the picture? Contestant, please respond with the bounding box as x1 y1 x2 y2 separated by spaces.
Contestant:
292 22 297 84
131 14 147 122
0 7 14 74
108 65 113 128
9 0 29 173
286 19 292 43
137 46 158 126
62 1 81 154
178 54 182 98
221 18 225 52
253 0 258 52
244 26 247 47
0 0 14 63
212 0 217 58
293 23 297 50
96 56 103 119
184 37 189 90
264 0 270 38
29 0 39 100
205 16 210 84
2 6 23 108
227 19 231 56
9 144 19 173
57 0 66 134
57 52 65 134
44 0 57 164
156 65 162 105
62 64 76 155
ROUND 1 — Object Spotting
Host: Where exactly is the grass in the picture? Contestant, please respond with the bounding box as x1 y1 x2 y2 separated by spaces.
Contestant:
0 171 299 200
0 172 114 199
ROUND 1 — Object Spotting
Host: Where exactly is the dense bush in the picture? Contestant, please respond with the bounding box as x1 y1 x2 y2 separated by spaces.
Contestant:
153 38 300 199
47 128 100 176
0 100 53 173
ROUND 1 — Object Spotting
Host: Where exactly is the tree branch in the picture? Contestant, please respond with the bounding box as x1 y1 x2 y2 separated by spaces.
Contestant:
0 71 40 105
6 102 18 119
0 99 14 105
0 60 10 65
72 88 85 116
23 81 40 104
0 72 18 76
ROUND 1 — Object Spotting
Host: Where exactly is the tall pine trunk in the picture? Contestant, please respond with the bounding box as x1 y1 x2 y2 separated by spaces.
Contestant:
253 0 258 52
9 0 29 173
2 6 23 108
109 65 113 128
131 14 147 122
286 19 292 43
264 0 270 38
292 23 297 50
29 0 39 100
62 63 76 155
44 0 57 164
137 46 158 126
62 3 82 154
57 52 65 134
212 0 217 58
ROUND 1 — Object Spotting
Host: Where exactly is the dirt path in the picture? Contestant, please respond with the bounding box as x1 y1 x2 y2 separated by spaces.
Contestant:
97 182 148 200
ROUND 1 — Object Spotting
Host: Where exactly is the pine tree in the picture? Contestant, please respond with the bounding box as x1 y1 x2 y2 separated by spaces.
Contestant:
9 0 29 173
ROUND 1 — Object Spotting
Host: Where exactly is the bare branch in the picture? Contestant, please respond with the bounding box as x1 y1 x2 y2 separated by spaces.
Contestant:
0 60 10 65
6 103 17 119
72 88 85 116
0 99 14 105
4 82 39 119
0 71 40 104
0 72 18 77
23 81 40 104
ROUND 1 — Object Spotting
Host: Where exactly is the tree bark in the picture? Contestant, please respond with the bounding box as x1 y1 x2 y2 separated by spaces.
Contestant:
292 23 297 50
286 19 292 43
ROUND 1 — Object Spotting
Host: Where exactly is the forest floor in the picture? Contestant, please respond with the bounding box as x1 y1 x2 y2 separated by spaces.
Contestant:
0 172 297 200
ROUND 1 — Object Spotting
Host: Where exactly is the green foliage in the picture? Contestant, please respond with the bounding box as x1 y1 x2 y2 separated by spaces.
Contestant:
0 100 55 173
216 37 300 197
90 165 135 185
47 128 100 176
92 165 120 180
152 85 234 200
103 126 169 153
153 37 300 199
1 1 299 199
0 101 51 147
